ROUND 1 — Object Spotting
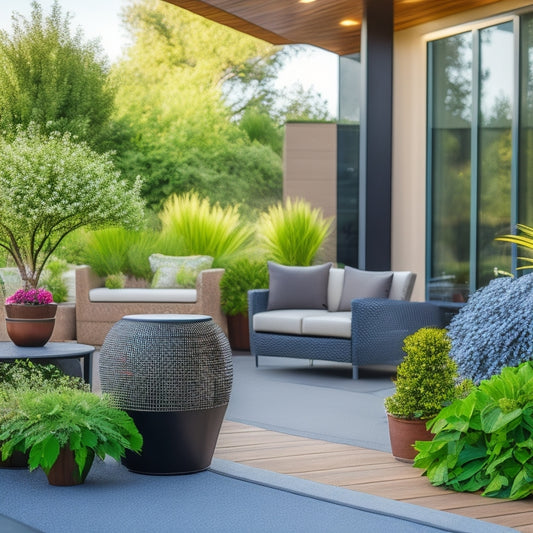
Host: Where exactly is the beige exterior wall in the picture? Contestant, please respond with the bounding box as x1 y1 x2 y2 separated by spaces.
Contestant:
392 0 533 301
284 122 338 263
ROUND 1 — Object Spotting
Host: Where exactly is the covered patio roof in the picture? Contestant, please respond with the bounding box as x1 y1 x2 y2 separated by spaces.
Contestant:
163 0 504 55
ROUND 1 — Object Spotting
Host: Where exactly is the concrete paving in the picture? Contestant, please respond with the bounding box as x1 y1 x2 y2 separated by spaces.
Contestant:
226 353 396 452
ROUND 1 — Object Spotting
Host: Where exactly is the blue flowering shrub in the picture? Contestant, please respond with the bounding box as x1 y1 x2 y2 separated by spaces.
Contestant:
448 274 533 383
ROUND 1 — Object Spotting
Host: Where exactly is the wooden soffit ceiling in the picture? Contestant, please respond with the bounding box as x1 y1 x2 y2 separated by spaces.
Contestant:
164 0 506 56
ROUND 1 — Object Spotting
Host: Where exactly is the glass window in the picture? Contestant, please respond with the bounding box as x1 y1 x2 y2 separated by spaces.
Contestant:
520 15 533 228
428 33 472 302
477 22 513 287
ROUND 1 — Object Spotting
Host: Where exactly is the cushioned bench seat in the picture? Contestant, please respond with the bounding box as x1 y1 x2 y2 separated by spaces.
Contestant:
89 288 197 303
76 266 226 345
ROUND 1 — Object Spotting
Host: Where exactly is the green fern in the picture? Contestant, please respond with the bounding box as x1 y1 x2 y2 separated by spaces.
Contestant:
0 388 142 476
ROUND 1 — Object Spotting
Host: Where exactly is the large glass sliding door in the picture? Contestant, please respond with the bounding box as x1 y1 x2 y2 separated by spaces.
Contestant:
427 20 523 301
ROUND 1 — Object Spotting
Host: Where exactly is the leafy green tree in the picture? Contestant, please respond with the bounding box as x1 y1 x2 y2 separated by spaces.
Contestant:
111 1 328 210
0 1 115 149
0 126 144 289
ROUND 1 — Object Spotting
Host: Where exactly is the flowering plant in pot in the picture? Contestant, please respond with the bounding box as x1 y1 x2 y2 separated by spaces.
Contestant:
0 387 143 485
384 327 473 462
4 288 57 346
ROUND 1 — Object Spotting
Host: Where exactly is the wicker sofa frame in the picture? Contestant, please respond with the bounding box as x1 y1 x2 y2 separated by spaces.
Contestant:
248 288 445 379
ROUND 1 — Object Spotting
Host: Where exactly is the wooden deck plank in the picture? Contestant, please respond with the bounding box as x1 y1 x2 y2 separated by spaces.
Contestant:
216 420 533 532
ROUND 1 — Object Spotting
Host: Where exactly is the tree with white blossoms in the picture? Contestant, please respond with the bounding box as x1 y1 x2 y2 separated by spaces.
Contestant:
0 126 144 289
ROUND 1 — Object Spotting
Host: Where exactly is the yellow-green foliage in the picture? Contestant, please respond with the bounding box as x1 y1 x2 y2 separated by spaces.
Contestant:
158 192 253 266
257 197 332 266
385 328 461 420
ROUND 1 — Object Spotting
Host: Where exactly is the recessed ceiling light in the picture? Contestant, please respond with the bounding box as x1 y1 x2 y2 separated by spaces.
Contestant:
299 0 316 3
340 19 359 27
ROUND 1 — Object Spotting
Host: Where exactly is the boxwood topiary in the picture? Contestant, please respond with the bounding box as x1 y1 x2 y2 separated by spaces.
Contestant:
384 328 469 420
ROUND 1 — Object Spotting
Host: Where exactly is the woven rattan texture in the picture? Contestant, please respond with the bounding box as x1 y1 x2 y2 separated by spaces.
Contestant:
99 318 232 412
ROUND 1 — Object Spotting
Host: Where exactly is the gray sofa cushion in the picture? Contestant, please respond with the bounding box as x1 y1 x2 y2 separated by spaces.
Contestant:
253 309 329 335
338 267 393 311
267 262 332 310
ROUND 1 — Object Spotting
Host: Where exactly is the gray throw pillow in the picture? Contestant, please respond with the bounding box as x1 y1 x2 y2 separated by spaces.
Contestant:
338 267 393 311
267 262 332 310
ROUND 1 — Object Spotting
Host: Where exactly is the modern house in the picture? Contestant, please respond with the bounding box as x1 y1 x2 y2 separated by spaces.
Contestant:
164 0 532 302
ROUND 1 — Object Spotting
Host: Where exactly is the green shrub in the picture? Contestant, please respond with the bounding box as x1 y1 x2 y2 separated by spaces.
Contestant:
414 361 533 500
384 328 470 420
158 192 254 267
257 197 332 266
105 273 126 289
42 258 69 303
220 258 269 316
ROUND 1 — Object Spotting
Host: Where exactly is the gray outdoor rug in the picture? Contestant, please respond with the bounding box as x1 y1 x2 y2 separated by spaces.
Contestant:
0 457 514 533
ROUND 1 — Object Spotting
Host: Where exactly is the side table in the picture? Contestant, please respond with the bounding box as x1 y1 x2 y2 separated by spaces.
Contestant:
0 342 95 387
99 314 233 475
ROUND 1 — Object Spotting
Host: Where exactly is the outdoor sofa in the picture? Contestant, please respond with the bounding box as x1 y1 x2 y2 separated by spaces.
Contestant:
75 265 227 345
248 263 444 379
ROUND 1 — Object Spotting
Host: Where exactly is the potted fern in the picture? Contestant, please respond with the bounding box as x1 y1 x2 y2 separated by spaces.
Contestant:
0 359 87 468
0 387 143 485
384 327 471 462
220 258 269 350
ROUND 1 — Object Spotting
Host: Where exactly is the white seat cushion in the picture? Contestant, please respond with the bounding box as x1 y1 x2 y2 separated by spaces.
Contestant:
89 288 197 303
253 309 329 335
302 312 352 339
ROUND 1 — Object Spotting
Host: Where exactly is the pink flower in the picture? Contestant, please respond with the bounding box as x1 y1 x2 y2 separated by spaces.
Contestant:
5 288 54 305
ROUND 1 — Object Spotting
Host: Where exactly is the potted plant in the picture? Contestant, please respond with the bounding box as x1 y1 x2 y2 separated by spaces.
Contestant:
220 258 269 350
4 288 56 346
384 327 472 462
0 359 88 468
0 387 143 485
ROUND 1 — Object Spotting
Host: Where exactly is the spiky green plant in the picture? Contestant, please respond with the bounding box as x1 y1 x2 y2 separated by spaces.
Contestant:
257 197 332 266
158 192 253 266
83 227 158 279
495 224 533 271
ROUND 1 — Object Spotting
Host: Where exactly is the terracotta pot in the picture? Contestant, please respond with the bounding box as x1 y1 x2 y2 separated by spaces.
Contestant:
5 303 57 319
46 447 95 486
227 313 250 351
4 304 57 347
387 414 434 462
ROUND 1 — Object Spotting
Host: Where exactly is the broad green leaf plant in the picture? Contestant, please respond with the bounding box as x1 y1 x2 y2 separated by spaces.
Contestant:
0 126 144 289
413 361 533 500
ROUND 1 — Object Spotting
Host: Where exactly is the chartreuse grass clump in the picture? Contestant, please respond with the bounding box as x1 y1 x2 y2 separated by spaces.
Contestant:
413 361 533 500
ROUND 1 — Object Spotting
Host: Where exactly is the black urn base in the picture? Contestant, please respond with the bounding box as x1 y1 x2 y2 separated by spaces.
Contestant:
123 405 227 475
